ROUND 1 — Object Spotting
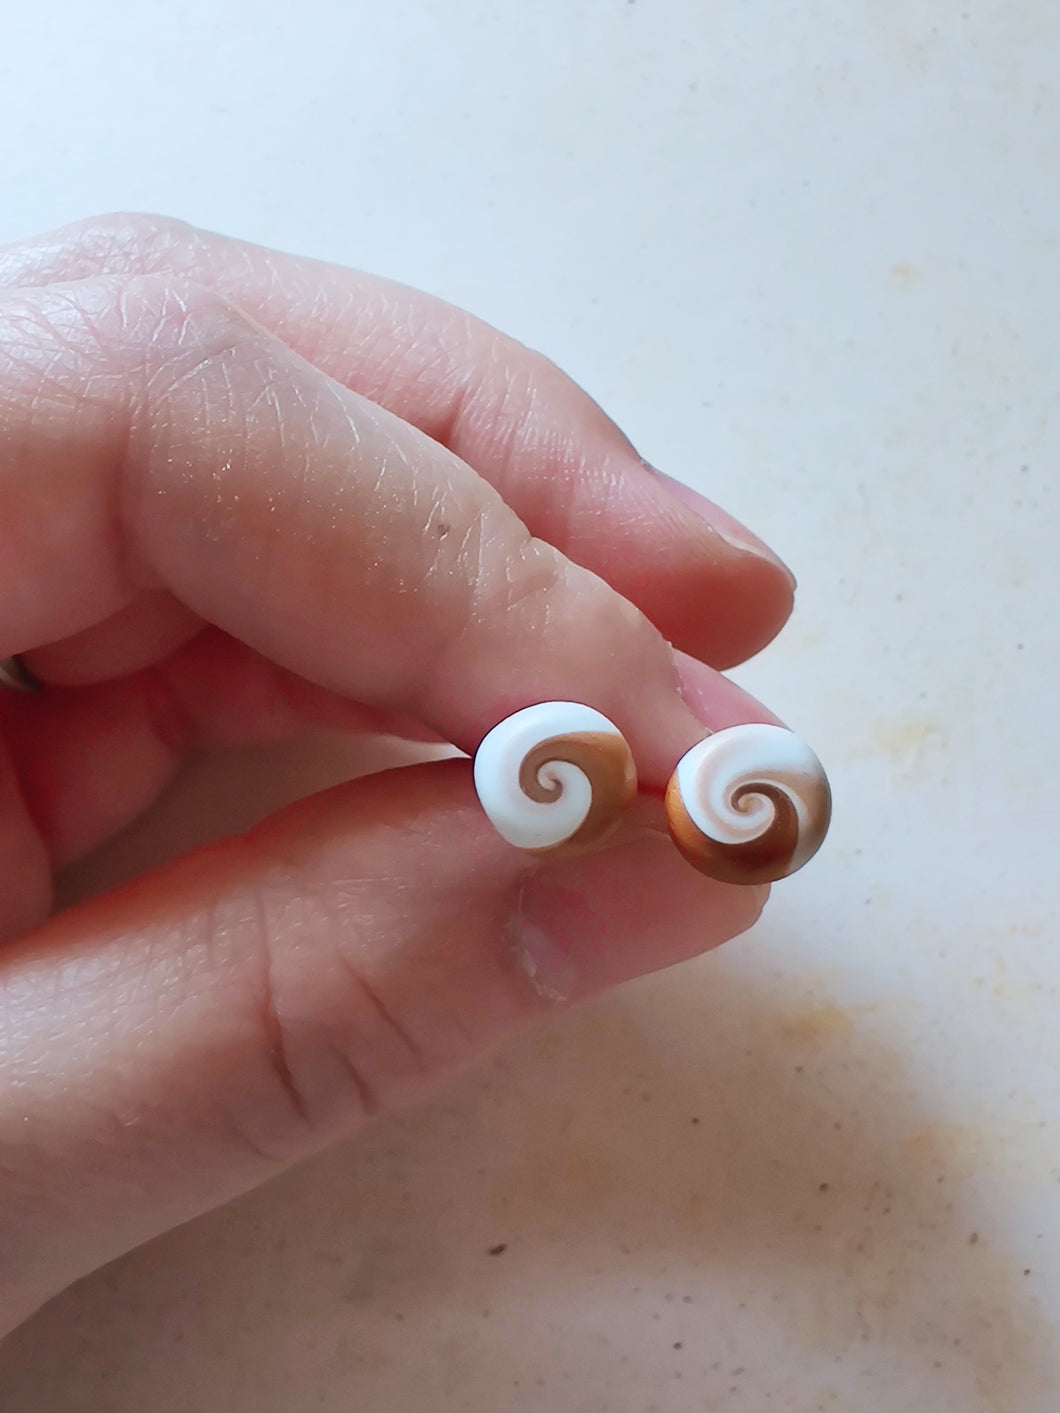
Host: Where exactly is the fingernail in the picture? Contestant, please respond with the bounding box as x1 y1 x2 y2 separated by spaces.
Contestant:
509 879 583 1002
510 838 772 1002
651 468 796 589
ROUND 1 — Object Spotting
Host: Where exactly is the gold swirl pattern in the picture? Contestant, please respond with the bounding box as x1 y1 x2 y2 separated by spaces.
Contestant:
666 724 831 885
474 703 637 855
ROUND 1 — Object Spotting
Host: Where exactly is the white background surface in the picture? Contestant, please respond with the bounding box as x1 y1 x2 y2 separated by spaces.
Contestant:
2 2 1059 1409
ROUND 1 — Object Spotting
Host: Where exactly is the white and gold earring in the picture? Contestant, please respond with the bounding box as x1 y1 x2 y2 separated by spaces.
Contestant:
665 723 831 884
473 704 831 882
472 701 637 856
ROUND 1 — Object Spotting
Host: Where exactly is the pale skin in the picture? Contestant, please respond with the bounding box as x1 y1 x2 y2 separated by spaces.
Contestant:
0 215 796 1334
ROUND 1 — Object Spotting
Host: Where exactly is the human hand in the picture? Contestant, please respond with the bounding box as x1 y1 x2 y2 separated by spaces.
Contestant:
0 215 794 1332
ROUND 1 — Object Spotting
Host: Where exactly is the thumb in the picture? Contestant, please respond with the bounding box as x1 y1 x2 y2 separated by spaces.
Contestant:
0 759 762 1331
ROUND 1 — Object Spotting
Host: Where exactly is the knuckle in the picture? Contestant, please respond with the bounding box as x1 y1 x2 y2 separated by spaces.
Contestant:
119 274 264 396
0 268 280 592
116 273 255 357
42 212 200 275
0 212 195 291
0 272 258 393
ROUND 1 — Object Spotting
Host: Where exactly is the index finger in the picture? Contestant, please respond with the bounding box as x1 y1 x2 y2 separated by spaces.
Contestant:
0 214 794 670
0 274 720 784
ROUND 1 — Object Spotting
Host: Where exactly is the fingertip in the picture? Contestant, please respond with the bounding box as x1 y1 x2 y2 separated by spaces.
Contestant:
590 462 794 669
651 470 796 589
669 548 795 670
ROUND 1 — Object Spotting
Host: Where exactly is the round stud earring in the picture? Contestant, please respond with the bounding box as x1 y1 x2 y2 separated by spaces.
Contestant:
665 723 831 885
473 701 637 856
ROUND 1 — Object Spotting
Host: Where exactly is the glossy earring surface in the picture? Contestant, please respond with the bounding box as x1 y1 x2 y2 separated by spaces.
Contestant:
473 702 637 855
666 723 831 884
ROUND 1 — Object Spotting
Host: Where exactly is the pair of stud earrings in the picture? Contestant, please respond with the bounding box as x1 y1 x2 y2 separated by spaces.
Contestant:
473 702 831 885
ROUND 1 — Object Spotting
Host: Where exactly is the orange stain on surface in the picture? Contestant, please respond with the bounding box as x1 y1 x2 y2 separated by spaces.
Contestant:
781 1002 855 1050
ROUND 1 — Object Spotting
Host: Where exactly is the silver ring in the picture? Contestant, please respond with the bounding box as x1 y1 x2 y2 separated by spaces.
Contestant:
0 656 39 692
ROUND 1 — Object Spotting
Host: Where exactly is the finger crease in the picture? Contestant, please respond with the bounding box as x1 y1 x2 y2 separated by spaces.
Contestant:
352 970 427 1075
324 1041 380 1119
249 884 311 1129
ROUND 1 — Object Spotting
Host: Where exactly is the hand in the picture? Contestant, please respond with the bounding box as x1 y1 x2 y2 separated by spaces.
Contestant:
0 215 794 1333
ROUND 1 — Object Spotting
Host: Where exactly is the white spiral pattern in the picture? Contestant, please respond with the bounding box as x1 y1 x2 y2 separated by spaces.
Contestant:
671 723 830 877
473 701 633 852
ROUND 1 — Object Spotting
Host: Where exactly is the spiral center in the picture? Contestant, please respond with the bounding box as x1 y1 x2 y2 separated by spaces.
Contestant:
534 765 564 801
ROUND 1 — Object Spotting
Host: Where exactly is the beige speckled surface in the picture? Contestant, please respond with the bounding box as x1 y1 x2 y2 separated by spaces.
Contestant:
1 2 1059 1408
